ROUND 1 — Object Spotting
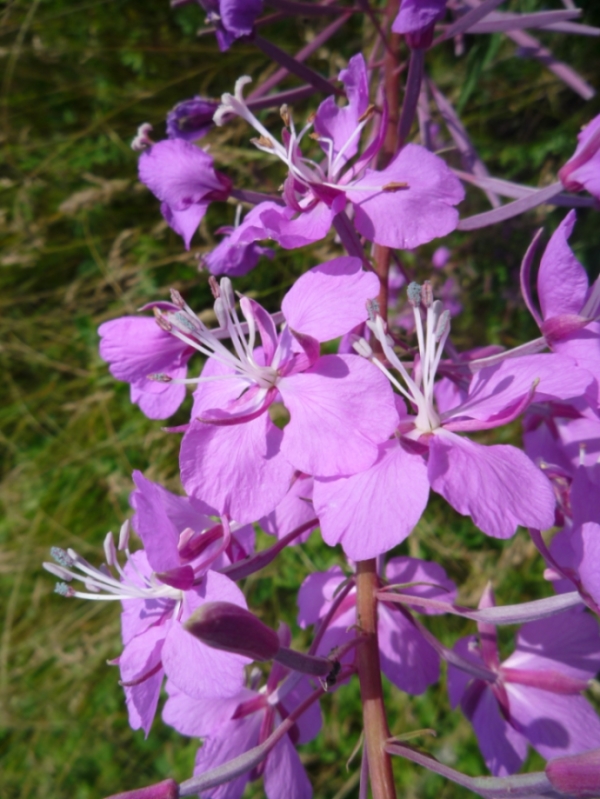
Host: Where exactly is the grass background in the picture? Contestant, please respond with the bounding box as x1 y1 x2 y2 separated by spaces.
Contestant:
1 1 600 796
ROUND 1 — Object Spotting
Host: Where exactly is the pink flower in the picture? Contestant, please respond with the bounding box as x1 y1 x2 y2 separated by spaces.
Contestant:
209 55 463 260
448 588 600 776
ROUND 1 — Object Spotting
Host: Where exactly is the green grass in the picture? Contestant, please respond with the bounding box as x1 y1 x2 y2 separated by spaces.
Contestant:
1 0 600 796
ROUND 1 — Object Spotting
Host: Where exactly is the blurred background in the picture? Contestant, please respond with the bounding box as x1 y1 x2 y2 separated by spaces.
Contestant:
1 1 600 797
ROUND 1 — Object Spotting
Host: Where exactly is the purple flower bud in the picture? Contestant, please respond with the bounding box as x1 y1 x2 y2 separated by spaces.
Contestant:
166 96 219 142
184 601 281 661
546 748 600 797
105 778 179 799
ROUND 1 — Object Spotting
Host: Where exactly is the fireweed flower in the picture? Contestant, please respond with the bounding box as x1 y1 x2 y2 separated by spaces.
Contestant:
448 587 600 776
162 627 320 799
313 281 595 559
209 54 464 261
298 557 457 696
196 0 263 52
168 256 399 522
43 489 251 735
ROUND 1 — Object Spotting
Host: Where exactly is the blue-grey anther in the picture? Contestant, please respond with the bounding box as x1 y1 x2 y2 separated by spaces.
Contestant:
51 546 74 568
148 373 172 382
407 282 422 307
366 298 380 322
435 310 451 342
54 582 71 596
174 312 196 332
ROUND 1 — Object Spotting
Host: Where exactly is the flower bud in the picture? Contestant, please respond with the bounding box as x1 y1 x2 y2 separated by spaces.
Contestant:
546 748 600 797
184 601 280 661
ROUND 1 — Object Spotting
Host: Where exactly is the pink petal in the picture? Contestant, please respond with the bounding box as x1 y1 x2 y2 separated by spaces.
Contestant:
538 211 589 320
297 566 347 629
193 714 260 799
120 624 167 736
384 556 457 614
507 685 600 761
471 684 528 776
378 603 440 695
264 733 312 799
260 475 317 543
346 144 464 249
260 200 336 249
161 200 209 250
279 354 399 478
428 432 556 539
505 608 600 683
163 683 250 737
313 53 369 169
162 572 249 700
281 256 379 341
313 440 429 559
180 414 294 523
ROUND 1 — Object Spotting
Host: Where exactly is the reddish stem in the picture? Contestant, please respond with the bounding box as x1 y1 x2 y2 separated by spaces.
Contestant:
354 5 402 799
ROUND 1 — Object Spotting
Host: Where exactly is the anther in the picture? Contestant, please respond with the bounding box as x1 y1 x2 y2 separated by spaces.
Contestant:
153 308 172 332
407 282 422 307
366 298 380 322
118 519 131 551
383 181 409 191
51 546 74 568
170 288 185 309
280 104 291 128
147 373 172 382
55 582 74 597
435 310 450 342
422 281 434 308
357 103 376 123
208 275 220 299
251 136 275 149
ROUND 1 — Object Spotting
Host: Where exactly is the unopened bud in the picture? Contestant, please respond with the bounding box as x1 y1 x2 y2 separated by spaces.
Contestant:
546 748 600 797
105 777 179 799
407 282 422 307
184 601 280 661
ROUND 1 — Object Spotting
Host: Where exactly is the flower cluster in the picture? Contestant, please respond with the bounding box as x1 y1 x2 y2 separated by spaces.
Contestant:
43 3 600 799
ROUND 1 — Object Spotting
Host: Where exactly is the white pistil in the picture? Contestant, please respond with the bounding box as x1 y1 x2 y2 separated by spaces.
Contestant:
44 540 183 603
355 282 450 435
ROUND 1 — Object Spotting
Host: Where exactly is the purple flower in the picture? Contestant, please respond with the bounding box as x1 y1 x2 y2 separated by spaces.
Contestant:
196 0 263 51
391 0 447 49
298 557 457 696
521 211 600 375
44 475 254 735
448 588 600 776
166 96 219 141
138 139 232 249
558 114 600 199
171 258 398 521
162 627 320 799
212 55 464 251
314 281 595 558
